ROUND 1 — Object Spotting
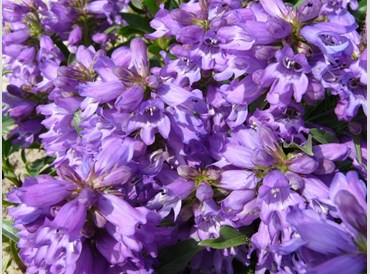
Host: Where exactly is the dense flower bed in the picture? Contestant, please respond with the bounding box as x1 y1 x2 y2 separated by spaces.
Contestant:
2 0 367 273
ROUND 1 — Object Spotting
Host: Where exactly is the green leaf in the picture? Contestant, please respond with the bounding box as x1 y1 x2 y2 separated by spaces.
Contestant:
2 157 22 187
352 0 367 19
199 226 246 249
294 0 306 7
233 259 254 274
155 36 172 50
165 0 180 9
156 239 203 274
26 159 45 177
283 134 314 156
104 25 120 34
352 135 363 164
117 26 143 37
2 138 13 158
51 34 70 60
2 195 13 207
143 0 160 15
310 128 339 144
248 94 267 114
119 13 154 34
21 149 27 164
40 165 57 176
73 110 82 136
358 0 367 12
2 220 19 243
10 240 26 272
2 69 13 76
131 0 143 9
2 114 14 135
25 156 55 177
2 255 12 273
67 53 76 65
148 45 162 56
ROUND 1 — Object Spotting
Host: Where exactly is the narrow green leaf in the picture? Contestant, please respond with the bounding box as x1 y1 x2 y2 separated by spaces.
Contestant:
2 69 13 76
2 220 19 242
119 13 154 33
104 25 120 34
157 239 203 274
233 259 254 274
73 110 82 136
2 255 12 273
26 158 46 177
2 115 14 135
148 45 162 56
352 135 363 164
294 0 306 7
310 128 339 144
143 0 160 15
2 137 13 158
284 135 314 156
10 240 27 272
40 166 56 175
2 195 13 206
67 53 76 65
165 0 180 9
21 149 27 164
155 36 171 49
51 34 70 59
248 94 267 114
131 0 143 9
353 0 367 18
117 26 143 37
2 158 22 186
199 226 246 249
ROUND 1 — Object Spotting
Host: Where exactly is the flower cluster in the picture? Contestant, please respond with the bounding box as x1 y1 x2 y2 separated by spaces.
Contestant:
2 0 367 273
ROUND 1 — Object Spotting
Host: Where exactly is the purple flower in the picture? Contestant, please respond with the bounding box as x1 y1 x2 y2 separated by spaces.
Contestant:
126 99 171 145
258 170 304 223
260 46 311 106
330 171 367 237
286 207 366 273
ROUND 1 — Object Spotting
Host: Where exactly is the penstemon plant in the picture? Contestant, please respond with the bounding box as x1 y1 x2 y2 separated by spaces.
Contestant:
2 0 367 273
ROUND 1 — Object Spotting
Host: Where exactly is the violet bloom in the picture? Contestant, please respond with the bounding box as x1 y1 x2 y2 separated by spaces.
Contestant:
218 125 318 179
286 206 366 274
249 103 309 145
330 171 367 238
78 38 150 112
147 1 239 71
37 96 83 164
300 21 354 61
41 0 78 39
260 46 311 106
7 137 167 272
335 49 367 121
158 51 201 86
258 170 304 224
2 85 45 147
86 0 130 25
34 35 65 93
126 99 171 145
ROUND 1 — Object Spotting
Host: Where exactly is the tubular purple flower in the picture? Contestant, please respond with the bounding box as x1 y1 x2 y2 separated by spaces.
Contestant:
97 193 150 236
68 25 83 46
330 171 367 236
9 176 76 208
130 38 149 77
